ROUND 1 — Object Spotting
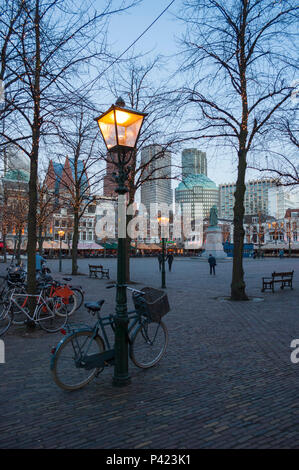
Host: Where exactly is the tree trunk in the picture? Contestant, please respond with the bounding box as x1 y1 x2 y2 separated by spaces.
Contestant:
12 236 17 263
2 232 7 263
27 0 41 318
72 209 79 275
27 155 38 315
231 149 249 301
16 229 22 264
38 226 43 255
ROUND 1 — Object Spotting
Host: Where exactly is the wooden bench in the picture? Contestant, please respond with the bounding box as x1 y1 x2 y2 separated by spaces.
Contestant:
262 271 294 293
89 264 110 280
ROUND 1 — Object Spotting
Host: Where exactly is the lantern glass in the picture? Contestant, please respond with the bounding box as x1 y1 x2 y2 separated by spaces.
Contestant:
96 105 146 150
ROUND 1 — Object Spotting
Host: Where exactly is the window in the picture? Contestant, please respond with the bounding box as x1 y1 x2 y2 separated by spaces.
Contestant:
88 205 96 214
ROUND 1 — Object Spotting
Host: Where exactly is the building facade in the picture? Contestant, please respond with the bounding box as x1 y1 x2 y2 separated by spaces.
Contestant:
268 186 299 220
140 144 173 214
43 156 97 249
182 148 207 179
175 174 219 220
219 179 276 219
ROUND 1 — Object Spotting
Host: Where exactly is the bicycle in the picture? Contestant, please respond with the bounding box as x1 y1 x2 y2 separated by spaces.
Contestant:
50 285 169 391
0 285 68 336
58 277 84 312
44 280 78 317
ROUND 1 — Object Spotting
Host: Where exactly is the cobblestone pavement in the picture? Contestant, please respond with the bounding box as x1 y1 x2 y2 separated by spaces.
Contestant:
0 257 299 449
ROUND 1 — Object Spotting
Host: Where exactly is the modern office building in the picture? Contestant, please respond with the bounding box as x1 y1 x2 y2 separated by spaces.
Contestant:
268 186 299 219
175 174 219 220
182 148 207 179
140 144 173 215
219 179 276 219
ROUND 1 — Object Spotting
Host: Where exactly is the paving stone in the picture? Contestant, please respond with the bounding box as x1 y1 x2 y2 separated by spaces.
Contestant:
1 257 299 448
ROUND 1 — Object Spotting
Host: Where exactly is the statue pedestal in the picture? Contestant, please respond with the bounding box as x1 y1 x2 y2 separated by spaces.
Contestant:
202 225 228 259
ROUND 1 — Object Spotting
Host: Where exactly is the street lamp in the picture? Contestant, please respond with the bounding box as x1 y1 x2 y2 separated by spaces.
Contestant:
287 216 292 257
95 97 147 387
157 216 170 289
58 230 65 273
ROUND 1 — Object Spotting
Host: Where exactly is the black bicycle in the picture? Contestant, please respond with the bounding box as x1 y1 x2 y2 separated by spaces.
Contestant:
51 285 169 391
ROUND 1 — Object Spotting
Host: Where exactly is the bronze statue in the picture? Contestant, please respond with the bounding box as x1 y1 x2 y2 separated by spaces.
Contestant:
209 205 218 226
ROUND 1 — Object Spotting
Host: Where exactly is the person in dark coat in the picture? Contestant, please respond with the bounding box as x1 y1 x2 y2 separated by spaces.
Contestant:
208 254 216 275
166 253 174 272
158 253 163 271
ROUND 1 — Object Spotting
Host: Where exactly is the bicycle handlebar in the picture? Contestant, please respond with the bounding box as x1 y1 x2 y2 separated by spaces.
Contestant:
106 284 145 295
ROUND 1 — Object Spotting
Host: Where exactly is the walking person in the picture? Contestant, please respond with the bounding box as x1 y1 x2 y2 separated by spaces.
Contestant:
166 253 174 272
158 253 163 271
208 254 216 275
36 253 46 274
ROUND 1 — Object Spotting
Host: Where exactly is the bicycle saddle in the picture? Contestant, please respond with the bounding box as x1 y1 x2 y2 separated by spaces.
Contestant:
63 277 72 282
84 300 105 312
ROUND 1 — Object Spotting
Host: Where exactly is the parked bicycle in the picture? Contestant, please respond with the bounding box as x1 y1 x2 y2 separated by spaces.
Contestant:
51 285 170 391
0 284 68 336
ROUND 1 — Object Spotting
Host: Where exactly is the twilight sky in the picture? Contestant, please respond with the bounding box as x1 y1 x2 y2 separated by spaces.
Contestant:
94 0 296 190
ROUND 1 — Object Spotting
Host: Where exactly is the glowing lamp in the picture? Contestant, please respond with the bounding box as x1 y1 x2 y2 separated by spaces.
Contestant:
95 97 147 152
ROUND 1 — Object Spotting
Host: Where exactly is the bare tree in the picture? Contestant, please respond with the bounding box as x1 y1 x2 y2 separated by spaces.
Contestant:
37 182 57 255
48 107 105 275
250 115 299 187
177 0 298 300
104 57 183 280
0 0 142 307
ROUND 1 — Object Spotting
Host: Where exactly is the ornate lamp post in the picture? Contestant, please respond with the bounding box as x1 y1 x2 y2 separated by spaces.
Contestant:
157 216 169 289
95 97 147 387
58 230 65 273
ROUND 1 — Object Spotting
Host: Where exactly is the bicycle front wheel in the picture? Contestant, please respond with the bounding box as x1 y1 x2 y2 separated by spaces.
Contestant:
130 320 168 369
0 301 13 336
51 331 105 391
11 287 29 325
37 299 68 333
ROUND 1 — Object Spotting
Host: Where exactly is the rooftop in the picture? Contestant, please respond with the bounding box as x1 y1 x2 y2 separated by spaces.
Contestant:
176 174 217 191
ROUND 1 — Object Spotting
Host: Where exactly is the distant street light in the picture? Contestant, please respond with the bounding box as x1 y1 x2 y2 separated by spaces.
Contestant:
58 230 65 273
158 216 170 289
95 97 147 387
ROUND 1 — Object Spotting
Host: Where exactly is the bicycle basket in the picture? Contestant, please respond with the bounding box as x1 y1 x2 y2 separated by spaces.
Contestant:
133 287 170 322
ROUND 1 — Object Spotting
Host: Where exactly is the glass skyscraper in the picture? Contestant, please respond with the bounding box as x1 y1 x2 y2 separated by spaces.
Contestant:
182 149 207 179
140 144 173 214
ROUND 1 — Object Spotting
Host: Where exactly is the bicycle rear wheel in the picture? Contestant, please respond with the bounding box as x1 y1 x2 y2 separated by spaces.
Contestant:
37 299 68 333
71 288 84 311
0 301 13 336
0 276 7 300
51 331 105 390
130 320 168 369
54 293 78 317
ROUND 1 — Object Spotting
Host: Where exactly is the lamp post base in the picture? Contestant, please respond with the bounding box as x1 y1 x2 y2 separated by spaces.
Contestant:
112 375 131 387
